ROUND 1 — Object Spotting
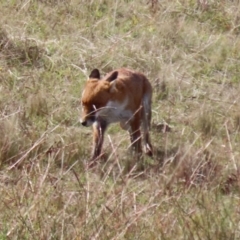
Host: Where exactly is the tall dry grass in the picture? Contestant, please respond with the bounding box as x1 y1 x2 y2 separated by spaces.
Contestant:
0 0 240 239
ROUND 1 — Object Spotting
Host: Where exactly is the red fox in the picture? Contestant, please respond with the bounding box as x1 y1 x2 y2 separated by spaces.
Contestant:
80 68 153 162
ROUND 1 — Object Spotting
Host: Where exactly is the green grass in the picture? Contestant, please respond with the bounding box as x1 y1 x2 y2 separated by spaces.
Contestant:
1 0 240 239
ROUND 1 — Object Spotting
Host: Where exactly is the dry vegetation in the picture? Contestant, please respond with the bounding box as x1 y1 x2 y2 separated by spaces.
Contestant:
0 0 240 239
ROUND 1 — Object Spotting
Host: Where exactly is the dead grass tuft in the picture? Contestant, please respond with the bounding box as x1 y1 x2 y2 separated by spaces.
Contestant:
167 145 220 189
233 112 240 132
197 110 218 137
0 116 22 166
0 0 240 238
0 28 44 67
221 168 240 194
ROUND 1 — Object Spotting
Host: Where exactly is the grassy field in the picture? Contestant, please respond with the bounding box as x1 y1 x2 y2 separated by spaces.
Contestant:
1 0 240 239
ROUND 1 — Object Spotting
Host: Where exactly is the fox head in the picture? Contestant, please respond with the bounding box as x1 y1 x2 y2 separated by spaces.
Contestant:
80 69 118 127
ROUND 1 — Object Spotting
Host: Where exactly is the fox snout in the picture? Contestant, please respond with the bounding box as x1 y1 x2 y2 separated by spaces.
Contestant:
80 115 95 127
80 120 87 127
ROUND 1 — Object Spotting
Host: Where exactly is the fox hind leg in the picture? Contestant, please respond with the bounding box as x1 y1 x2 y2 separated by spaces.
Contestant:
142 95 153 157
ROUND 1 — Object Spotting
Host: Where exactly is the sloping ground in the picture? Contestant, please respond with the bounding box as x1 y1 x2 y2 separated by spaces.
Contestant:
0 0 240 239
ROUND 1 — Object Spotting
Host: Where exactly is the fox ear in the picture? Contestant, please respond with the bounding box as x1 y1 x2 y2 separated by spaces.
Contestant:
109 80 117 93
105 71 118 82
89 69 100 79
105 71 118 93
